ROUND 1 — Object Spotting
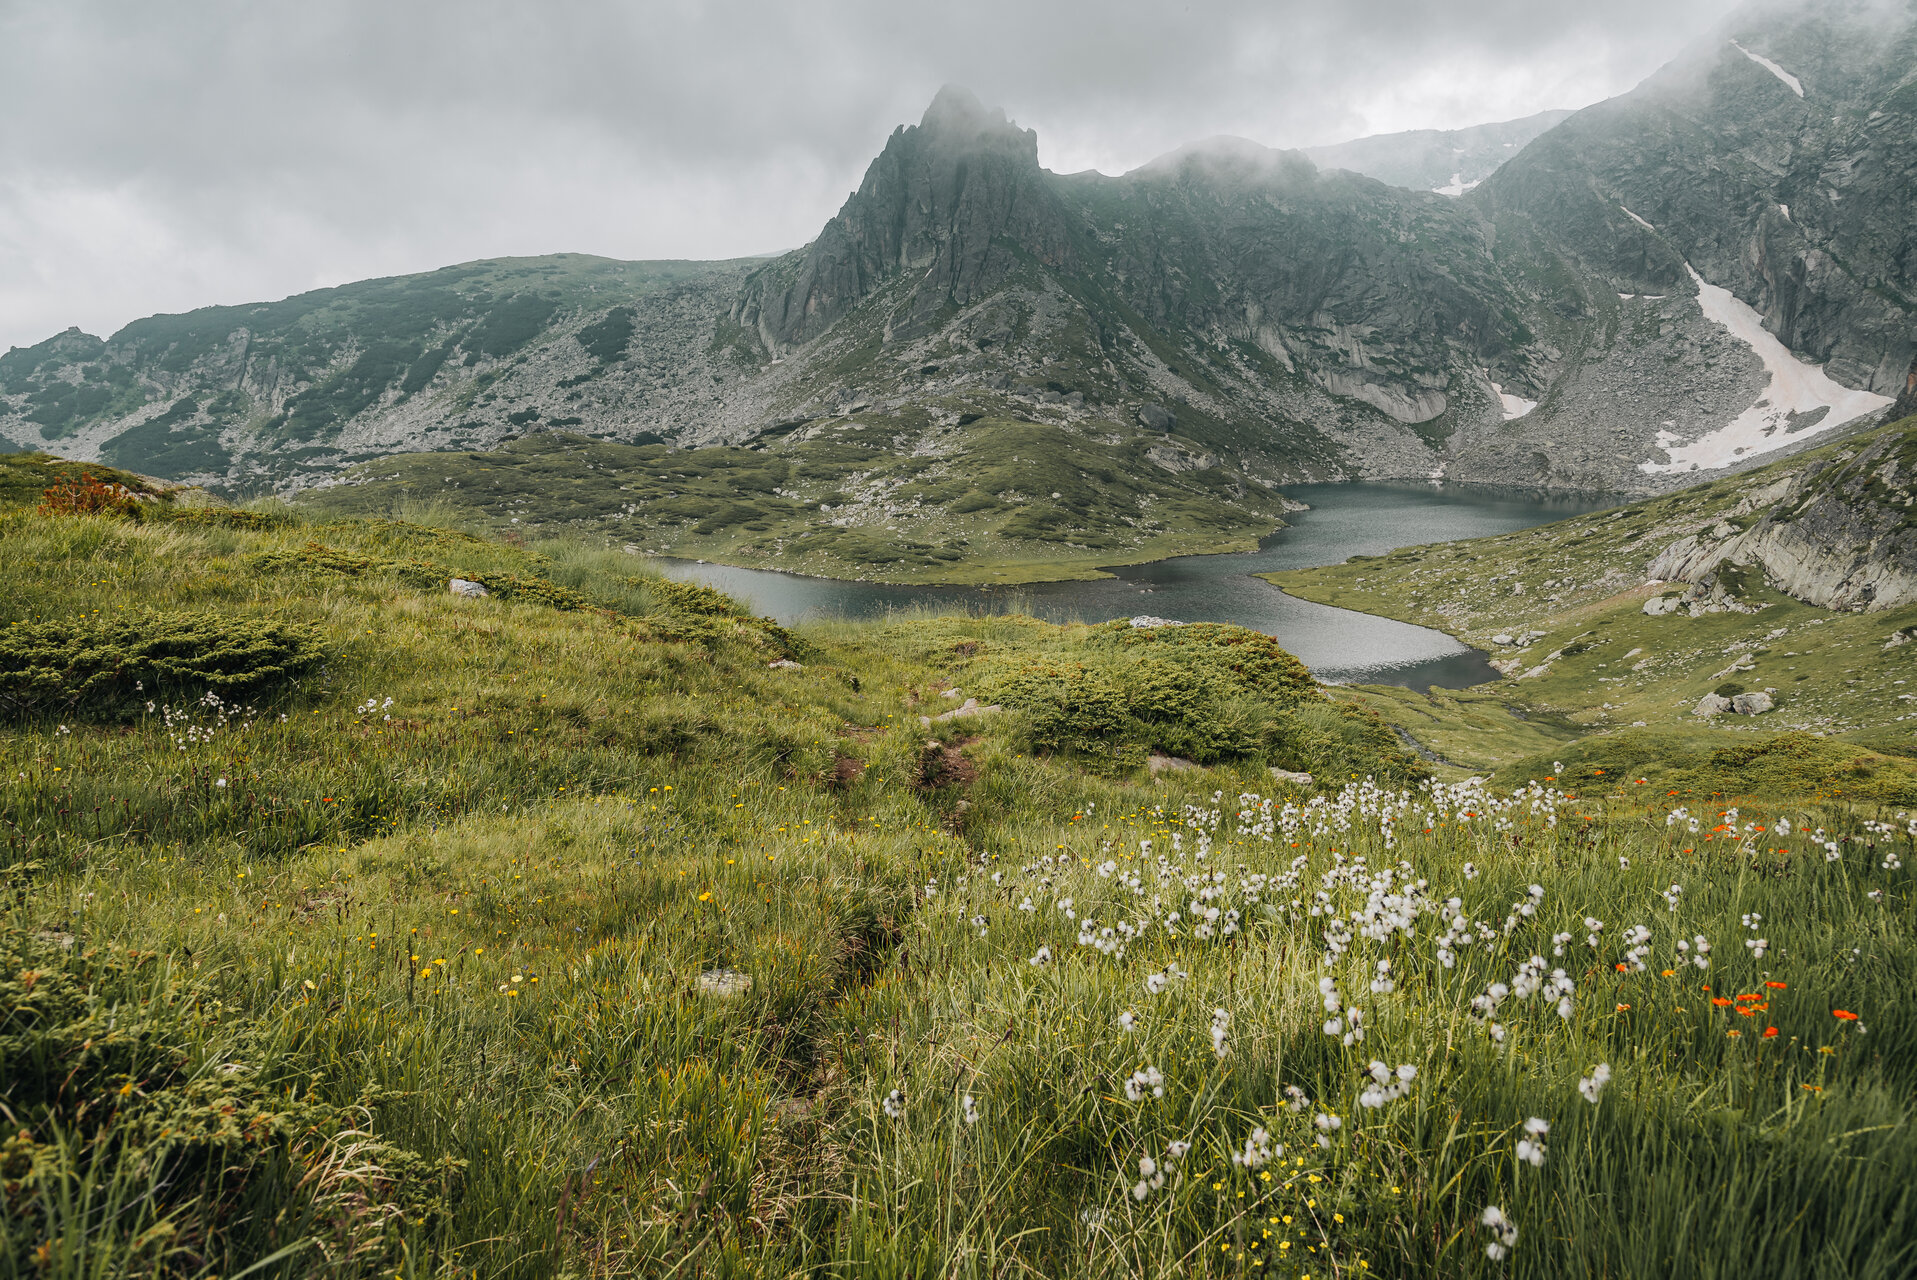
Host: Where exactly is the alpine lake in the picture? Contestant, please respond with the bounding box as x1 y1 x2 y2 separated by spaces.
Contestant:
649 482 1618 688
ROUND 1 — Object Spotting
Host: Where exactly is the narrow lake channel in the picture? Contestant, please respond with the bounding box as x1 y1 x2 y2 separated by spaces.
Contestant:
648 482 1617 688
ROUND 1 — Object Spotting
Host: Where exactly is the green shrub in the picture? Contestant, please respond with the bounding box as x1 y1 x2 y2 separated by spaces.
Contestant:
0 609 325 720
978 623 1424 780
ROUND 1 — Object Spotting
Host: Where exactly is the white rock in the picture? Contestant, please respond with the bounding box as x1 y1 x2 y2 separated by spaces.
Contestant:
1887 631 1913 651
696 969 752 997
1643 595 1682 617
1130 615 1185 628
920 698 1001 726
1694 693 1732 717
1731 691 1774 715
768 659 803 670
1148 753 1201 774
1270 769 1315 788
1491 633 1515 646
449 578 489 598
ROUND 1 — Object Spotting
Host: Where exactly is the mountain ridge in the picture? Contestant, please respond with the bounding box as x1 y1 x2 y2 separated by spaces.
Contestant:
1 0 1908 536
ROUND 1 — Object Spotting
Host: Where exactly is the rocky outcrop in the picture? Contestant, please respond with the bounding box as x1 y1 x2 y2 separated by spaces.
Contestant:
1643 418 1917 611
733 87 1080 351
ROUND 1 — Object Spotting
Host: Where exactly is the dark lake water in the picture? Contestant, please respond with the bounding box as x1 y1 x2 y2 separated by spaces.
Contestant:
649 482 1617 688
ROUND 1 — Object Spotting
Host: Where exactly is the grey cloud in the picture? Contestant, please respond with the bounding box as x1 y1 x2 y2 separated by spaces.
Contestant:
0 0 1741 349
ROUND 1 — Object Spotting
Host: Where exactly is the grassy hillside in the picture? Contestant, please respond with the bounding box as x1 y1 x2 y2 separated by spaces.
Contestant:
3 459 1915 1278
300 423 1296 584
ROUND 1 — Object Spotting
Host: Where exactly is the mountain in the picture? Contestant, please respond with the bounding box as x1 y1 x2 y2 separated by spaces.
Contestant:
0 0 1910 531
1300 109 1574 196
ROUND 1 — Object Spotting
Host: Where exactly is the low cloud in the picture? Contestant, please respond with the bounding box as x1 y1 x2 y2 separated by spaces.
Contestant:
0 0 1740 349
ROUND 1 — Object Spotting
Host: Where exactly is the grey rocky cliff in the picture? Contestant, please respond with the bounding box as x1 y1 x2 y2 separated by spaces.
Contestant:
1643 421 1917 610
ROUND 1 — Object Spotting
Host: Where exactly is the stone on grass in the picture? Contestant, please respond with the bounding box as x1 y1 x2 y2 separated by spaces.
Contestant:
1694 693 1732 717
450 578 489 598
1147 753 1200 775
768 659 803 670
1642 595 1682 617
919 697 1000 727
1731 691 1774 715
1270 769 1315 788
696 969 753 998
1130 615 1185 628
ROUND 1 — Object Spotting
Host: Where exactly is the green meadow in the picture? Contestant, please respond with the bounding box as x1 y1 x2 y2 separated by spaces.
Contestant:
2 457 1914 1278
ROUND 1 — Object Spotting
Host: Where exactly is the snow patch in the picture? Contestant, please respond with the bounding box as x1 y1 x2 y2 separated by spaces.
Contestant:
1730 41 1804 96
1433 172 1480 197
1639 266 1890 474
1777 203 1790 221
1620 205 1655 231
1486 373 1537 421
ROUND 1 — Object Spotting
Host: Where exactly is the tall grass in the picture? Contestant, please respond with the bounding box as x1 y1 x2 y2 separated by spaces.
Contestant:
4 504 1915 1277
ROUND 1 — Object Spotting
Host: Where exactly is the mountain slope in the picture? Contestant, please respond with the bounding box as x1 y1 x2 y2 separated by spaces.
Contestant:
0 0 1909 526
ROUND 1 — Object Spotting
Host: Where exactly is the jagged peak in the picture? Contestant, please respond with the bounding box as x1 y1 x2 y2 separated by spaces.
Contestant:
919 84 1008 135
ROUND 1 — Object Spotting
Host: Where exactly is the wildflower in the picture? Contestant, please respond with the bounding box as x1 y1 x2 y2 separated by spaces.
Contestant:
882 1089 906 1120
1209 1008 1231 1060
1463 862 1479 880
1578 1063 1612 1103
962 1094 979 1125
1833 1009 1859 1022
1123 1066 1166 1101
1132 1155 1167 1200
1118 1010 1137 1033
1516 1117 1549 1168
1028 945 1053 967
1480 1205 1519 1260
1146 971 1169 995
1312 1113 1342 1148
1232 1126 1276 1169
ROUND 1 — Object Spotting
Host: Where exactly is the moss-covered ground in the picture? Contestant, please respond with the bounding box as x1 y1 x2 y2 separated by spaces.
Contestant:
300 418 1294 585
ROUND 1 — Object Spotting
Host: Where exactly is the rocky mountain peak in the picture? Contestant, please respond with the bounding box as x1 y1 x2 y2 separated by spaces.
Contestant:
734 85 1067 349
916 84 1028 149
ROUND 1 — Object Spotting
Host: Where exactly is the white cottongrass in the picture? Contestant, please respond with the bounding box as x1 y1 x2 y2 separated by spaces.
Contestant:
882 1089 906 1120
1481 1205 1519 1260
1578 1062 1612 1103
1123 1066 1166 1102
1515 1117 1549 1167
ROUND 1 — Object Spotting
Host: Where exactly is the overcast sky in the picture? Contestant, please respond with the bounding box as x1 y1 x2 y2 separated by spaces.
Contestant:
0 0 1745 352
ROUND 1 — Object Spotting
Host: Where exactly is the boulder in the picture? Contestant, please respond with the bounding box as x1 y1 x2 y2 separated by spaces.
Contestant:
1270 769 1315 788
449 578 489 598
1694 693 1732 717
1731 691 1774 715
920 697 1000 726
1137 403 1176 431
1129 615 1185 628
1491 633 1515 646
1147 753 1200 774
1642 594 1682 616
768 659 803 670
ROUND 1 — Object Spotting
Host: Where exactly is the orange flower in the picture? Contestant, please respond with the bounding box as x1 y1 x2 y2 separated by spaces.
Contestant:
1711 997 1733 1007
1737 1007 1757 1017
1727 1029 1742 1038
1736 993 1761 1002
1762 1027 1779 1039
1661 969 1677 977
1765 981 1787 990
1615 962 1629 972
1833 1010 1859 1022
1616 1003 1632 1012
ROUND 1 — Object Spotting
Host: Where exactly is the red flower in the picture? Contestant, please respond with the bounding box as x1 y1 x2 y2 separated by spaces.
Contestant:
1833 1010 1860 1022
1762 1027 1779 1039
1765 981 1787 990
